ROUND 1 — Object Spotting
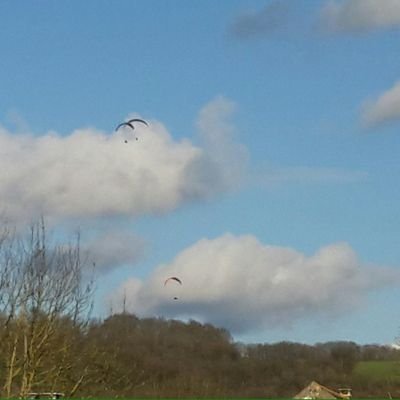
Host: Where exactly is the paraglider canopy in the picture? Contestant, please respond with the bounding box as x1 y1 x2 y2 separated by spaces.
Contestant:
127 118 148 127
115 118 148 132
115 121 135 132
164 276 182 286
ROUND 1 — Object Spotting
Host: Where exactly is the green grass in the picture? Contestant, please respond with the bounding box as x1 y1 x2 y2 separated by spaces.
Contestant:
354 361 400 383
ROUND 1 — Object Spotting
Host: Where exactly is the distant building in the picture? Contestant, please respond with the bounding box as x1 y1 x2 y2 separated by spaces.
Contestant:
294 381 352 399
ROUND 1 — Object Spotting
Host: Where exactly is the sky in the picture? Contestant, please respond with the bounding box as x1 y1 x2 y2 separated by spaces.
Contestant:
1 0 400 345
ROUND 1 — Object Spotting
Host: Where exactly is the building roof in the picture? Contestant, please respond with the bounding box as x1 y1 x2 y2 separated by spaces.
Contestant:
294 381 348 399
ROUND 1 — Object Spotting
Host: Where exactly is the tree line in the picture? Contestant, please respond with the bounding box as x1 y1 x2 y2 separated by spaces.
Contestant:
0 221 399 398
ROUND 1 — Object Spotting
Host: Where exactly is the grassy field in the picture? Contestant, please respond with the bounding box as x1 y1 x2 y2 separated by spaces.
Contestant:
353 360 400 384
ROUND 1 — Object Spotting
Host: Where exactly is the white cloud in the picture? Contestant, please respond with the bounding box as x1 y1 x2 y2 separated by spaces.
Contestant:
111 234 399 333
83 229 146 274
320 0 400 33
361 81 400 128
0 98 247 223
196 96 249 191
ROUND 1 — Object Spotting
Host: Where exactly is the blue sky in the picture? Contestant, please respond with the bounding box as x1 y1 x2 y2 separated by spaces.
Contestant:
1 0 400 345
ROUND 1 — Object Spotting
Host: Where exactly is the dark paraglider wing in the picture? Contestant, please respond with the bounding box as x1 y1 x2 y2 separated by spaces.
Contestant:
127 118 149 127
164 276 182 286
115 123 124 131
115 122 135 131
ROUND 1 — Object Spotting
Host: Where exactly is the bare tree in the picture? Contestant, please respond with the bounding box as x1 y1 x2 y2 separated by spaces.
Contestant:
0 220 95 397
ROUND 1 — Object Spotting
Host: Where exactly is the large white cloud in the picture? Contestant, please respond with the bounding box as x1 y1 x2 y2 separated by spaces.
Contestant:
0 97 247 223
320 0 400 33
111 234 399 333
361 81 400 128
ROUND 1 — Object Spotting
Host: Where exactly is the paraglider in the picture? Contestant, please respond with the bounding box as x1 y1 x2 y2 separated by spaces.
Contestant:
164 276 182 300
164 277 182 286
115 118 149 143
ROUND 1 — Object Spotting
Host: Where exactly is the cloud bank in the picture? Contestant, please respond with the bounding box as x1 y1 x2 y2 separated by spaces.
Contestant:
361 81 400 128
0 97 247 223
320 0 400 33
111 234 399 334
